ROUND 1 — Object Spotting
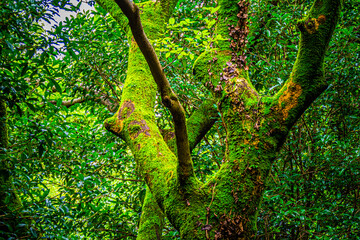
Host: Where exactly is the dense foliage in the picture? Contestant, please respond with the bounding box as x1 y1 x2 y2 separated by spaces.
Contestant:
0 0 358 239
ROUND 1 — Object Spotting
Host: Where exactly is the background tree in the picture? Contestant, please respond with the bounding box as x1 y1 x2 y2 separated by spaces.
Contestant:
0 0 81 236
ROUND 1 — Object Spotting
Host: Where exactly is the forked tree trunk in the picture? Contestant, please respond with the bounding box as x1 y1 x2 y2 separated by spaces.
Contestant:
96 0 342 238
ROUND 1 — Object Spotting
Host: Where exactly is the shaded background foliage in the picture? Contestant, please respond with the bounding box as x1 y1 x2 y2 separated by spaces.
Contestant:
0 0 359 239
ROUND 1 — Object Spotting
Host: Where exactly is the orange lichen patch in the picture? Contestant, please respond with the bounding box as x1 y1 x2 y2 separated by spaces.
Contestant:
263 140 275 150
304 15 326 34
304 18 319 34
243 138 260 149
129 119 151 139
113 119 124 134
104 116 124 136
278 80 302 121
104 100 136 136
317 14 326 24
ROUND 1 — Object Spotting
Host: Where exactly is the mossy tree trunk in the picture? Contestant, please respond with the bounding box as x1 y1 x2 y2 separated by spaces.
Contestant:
96 0 342 239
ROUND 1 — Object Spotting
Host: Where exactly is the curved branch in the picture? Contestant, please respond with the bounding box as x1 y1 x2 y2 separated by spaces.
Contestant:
50 95 118 112
273 0 342 132
187 99 219 151
114 0 193 184
50 97 86 107
50 86 119 113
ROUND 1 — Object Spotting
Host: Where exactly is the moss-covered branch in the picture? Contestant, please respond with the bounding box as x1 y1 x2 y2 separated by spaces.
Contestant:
113 0 194 184
187 99 219 151
216 0 243 52
137 186 164 240
273 0 342 133
163 99 219 153
101 3 195 238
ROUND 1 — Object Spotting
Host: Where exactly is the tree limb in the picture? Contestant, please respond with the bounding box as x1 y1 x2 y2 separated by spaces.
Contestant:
50 90 119 113
187 99 219 151
163 99 219 152
273 0 342 133
137 186 164 240
114 0 193 184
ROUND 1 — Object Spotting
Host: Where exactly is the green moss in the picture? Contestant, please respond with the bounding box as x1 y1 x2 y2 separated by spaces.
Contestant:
186 99 218 151
193 50 231 96
216 0 241 51
137 2 165 39
137 187 165 240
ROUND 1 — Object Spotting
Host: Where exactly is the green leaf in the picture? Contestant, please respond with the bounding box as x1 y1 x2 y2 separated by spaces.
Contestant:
49 79 62 93
5 40 14 52
210 6 220 14
3 68 14 78
25 102 37 112
21 63 29 76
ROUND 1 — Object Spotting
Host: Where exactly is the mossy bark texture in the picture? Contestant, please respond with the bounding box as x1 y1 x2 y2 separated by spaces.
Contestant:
137 186 164 240
97 0 342 239
0 99 25 238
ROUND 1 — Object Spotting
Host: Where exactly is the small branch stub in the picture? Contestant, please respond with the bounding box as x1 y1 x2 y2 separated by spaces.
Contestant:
297 15 327 34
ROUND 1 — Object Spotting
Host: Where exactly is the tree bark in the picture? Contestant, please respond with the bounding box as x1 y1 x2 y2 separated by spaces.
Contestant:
97 0 342 238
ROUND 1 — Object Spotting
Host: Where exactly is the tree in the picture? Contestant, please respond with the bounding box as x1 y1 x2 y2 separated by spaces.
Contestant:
2 0 358 239
92 0 343 238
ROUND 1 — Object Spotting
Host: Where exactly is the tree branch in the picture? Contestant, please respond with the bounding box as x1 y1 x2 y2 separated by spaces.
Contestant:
160 0 179 22
137 186 164 240
88 63 121 102
50 87 119 112
187 99 219 151
114 0 193 184
50 97 86 107
163 99 219 152
273 0 342 132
